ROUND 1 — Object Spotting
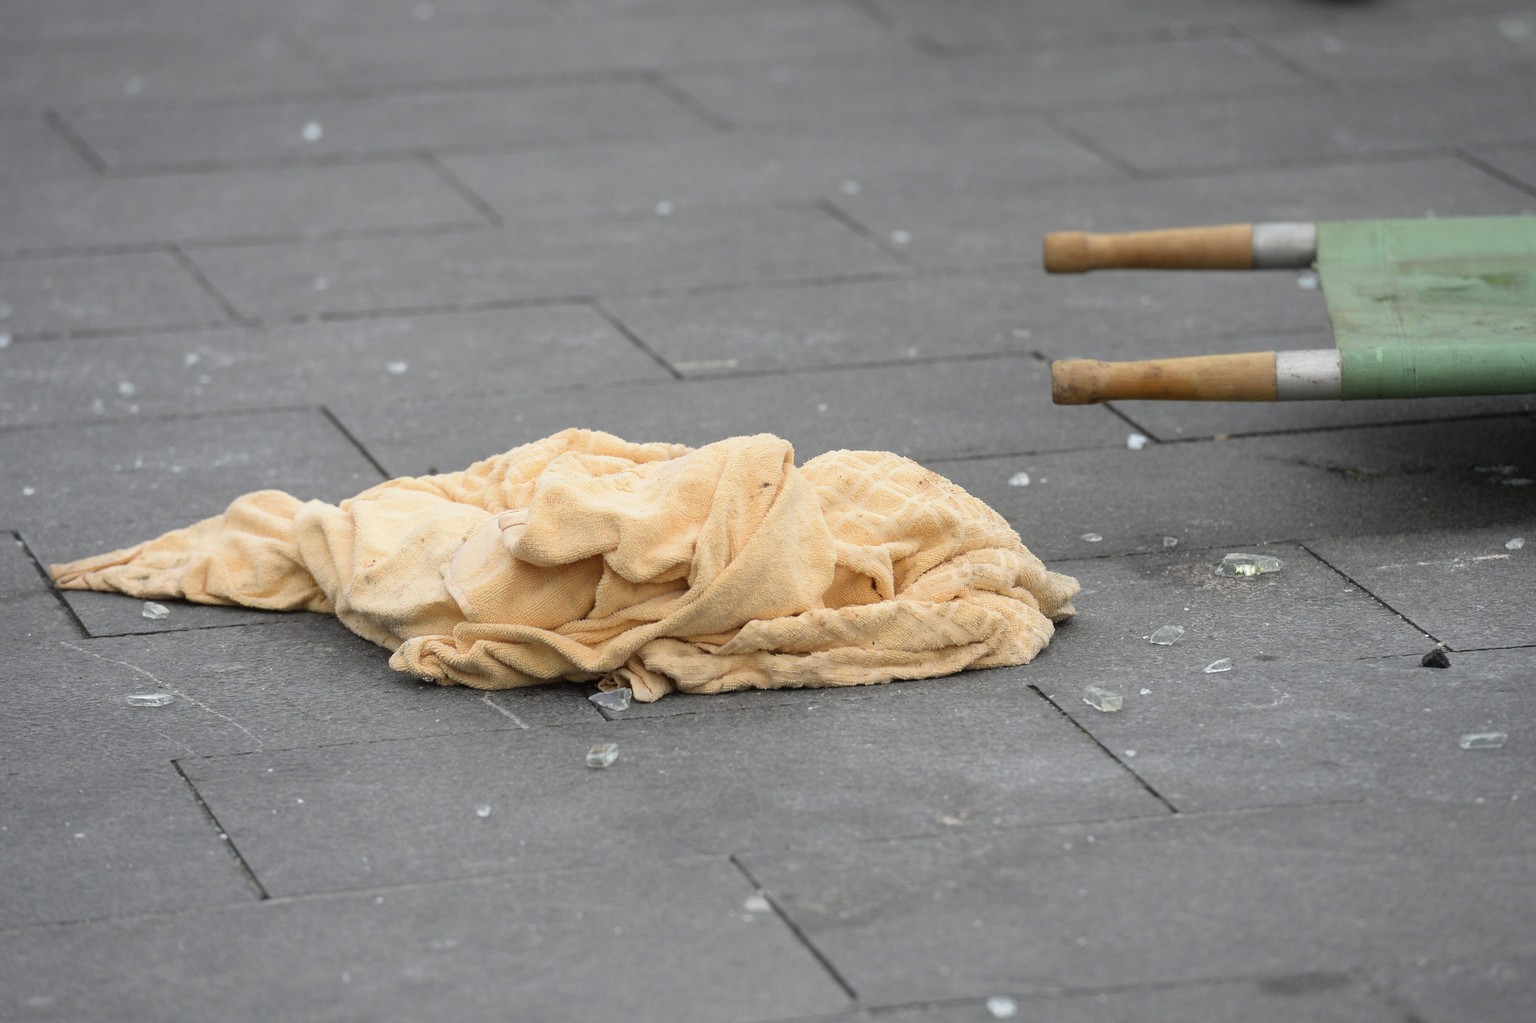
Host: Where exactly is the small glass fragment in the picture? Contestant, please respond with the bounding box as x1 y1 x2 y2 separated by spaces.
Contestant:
1008 471 1031 487
1162 536 1179 548
475 805 491 818
1507 537 1525 551
117 381 137 398
1080 532 1103 543
742 894 771 913
1126 433 1149 450
301 121 323 142
1458 732 1507 750
589 688 633 713
986 995 1019 1019
1149 624 1184 645
386 361 408 375
127 692 173 707
1204 658 1232 673
1215 553 1283 577
1082 684 1123 712
1296 271 1319 289
1421 648 1450 669
586 742 619 768
142 601 170 620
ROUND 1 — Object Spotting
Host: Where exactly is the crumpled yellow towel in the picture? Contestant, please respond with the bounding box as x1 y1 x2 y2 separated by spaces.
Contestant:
51 429 1077 701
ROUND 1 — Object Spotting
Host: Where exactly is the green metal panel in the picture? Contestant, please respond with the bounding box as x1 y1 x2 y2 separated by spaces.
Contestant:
1316 216 1536 399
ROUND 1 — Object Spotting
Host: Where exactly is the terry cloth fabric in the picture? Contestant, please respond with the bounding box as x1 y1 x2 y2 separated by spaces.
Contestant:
50 429 1078 701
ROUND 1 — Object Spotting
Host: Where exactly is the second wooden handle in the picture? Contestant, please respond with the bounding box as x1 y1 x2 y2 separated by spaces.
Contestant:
1043 224 1255 273
1051 352 1279 404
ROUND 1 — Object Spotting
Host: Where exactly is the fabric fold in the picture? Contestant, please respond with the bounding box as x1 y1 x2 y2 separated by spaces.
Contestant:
51 429 1078 701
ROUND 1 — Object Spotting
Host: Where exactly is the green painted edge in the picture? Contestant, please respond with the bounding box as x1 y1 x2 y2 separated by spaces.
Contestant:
1340 342 1536 399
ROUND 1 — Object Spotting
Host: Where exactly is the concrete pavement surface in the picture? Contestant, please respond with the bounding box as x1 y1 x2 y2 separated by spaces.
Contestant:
2 1 1534 1020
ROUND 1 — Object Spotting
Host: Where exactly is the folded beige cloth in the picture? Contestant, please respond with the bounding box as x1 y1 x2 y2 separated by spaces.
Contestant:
51 429 1077 701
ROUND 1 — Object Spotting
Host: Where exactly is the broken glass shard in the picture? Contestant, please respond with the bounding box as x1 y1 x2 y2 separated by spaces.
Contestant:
1080 532 1103 543
1507 537 1525 551
1204 658 1232 673
586 742 619 768
127 692 173 707
589 688 633 713
1215 553 1282 577
986 995 1019 1019
742 894 771 913
1149 624 1184 645
1008 471 1031 487
142 601 170 620
1082 684 1123 712
475 805 491 818
1458 732 1507 750
1126 433 1149 450
1162 536 1179 548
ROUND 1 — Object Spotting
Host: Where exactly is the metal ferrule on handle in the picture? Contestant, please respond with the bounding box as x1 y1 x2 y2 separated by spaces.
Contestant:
1043 222 1318 273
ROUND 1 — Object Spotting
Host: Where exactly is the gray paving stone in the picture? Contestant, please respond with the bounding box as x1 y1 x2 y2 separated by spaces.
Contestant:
0 306 669 428
442 114 1122 222
1026 542 1429 679
834 158 1536 271
667 37 1315 127
741 799 1536 1006
63 82 713 171
0 115 96 184
862 977 1403 1023
302 4 911 89
0 857 850 1023
0 252 231 336
0 761 257 928
5 618 592 768
0 408 381 573
861 0 1522 51
1377 956 1536 1023
0 534 76 644
934 414 1536 560
603 268 1328 379
1468 141 1536 191
331 356 1130 478
0 34 331 106
1253 12 1536 85
179 680 1164 894
1030 647 1536 811
0 163 484 255
1062 81 1536 175
182 206 905 318
1306 526 1536 650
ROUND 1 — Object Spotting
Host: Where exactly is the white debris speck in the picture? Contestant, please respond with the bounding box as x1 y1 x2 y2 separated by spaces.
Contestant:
1126 432 1150 450
1080 532 1103 543
475 805 491 818
0 333 11 349
301 122 323 142
117 381 137 398
386 361 409 375
654 200 674 217
1124 749 1137 758
743 894 772 913
986 995 1018 1019
1296 271 1319 289
1140 687 1152 695
22 486 35 496
184 352 200 366
1008 471 1031 487
839 179 861 195
816 402 829 412
890 230 912 245
1507 537 1526 550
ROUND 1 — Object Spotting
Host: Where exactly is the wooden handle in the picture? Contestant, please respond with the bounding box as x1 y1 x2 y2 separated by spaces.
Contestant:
1043 224 1254 273
1051 352 1279 403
